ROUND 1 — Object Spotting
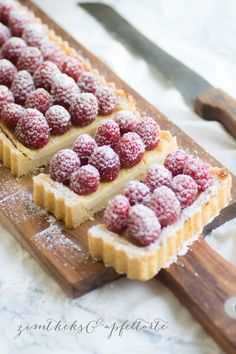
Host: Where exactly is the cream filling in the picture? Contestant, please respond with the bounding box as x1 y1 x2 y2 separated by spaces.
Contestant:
0 116 111 160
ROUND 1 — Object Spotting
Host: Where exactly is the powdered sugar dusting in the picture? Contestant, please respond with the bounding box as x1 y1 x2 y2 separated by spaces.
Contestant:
89 145 120 181
149 185 181 227
51 73 79 109
0 58 17 87
0 84 14 110
145 164 172 192
69 92 98 127
22 22 45 48
163 232 201 269
95 86 116 115
33 224 81 259
135 116 160 150
45 105 71 135
171 174 198 208
164 149 189 176
0 188 48 223
77 71 100 93
116 132 145 168
33 61 59 91
114 110 138 134
124 180 151 206
17 46 43 75
127 204 161 246
104 195 130 233
49 148 81 184
11 70 35 105
72 133 97 164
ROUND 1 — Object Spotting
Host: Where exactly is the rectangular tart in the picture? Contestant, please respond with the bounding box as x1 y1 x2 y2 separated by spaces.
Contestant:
88 168 232 281
33 130 177 227
0 2 135 176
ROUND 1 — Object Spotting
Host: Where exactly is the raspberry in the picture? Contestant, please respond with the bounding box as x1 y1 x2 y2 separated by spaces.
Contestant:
0 85 14 110
0 23 11 47
77 71 100 93
8 10 31 37
1 37 27 64
95 120 121 148
49 149 80 185
15 108 50 149
145 164 172 192
95 86 116 115
0 0 15 25
114 110 138 135
62 56 83 81
183 158 213 192
17 46 43 75
0 59 17 87
40 40 66 70
127 204 161 246
171 174 198 208
22 23 46 48
164 149 190 176
69 92 98 127
135 117 160 150
72 134 97 164
33 61 59 91
104 195 130 233
70 164 100 195
51 73 79 109
45 105 71 136
11 70 35 105
116 132 145 168
25 88 53 114
89 145 120 181
1 103 25 129
124 180 151 206
149 186 181 227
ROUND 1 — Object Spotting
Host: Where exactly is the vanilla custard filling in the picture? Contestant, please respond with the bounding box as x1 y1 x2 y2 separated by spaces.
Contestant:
0 115 113 160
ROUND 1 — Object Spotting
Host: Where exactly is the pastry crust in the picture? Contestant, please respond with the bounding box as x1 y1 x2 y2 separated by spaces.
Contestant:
33 131 177 227
88 168 232 281
0 2 135 176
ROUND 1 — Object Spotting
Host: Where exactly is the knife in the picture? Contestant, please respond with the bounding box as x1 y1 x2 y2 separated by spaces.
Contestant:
79 2 236 139
202 201 236 236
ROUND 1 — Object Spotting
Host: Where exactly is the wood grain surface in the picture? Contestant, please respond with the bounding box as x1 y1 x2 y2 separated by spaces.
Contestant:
195 88 236 139
0 1 235 353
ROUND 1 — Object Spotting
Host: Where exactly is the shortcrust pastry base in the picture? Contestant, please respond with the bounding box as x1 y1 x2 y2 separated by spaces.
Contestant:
88 168 232 281
33 131 177 228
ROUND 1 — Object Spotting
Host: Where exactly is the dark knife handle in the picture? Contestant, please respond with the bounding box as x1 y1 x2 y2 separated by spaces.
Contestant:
159 237 236 354
195 88 236 139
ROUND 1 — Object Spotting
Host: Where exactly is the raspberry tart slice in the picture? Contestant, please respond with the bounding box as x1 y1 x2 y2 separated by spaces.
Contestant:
0 1 135 177
33 123 177 227
88 153 232 281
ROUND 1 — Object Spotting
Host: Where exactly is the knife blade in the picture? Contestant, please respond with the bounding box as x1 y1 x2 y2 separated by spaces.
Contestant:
79 2 236 139
202 202 236 236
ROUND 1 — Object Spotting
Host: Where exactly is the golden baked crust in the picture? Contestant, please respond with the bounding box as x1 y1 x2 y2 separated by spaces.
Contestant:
33 131 177 227
88 168 232 281
0 2 135 176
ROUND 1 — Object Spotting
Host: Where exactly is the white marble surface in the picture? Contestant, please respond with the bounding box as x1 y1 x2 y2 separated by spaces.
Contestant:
0 0 236 353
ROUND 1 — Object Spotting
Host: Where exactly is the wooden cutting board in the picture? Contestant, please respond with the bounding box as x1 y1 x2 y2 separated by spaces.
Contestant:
0 1 235 352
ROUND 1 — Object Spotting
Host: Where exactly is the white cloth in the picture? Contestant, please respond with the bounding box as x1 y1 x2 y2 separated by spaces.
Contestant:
0 1 235 353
